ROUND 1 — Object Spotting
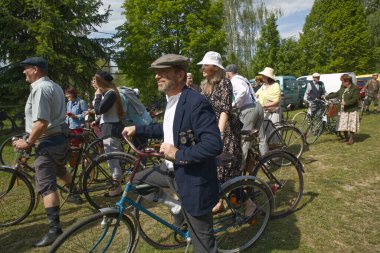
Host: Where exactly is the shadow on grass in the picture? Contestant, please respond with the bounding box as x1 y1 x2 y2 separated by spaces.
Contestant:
253 212 301 252
293 191 319 214
0 204 95 251
354 133 370 143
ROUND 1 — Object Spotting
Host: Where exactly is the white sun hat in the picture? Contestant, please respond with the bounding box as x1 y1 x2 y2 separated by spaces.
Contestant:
197 51 224 70
312 73 321 78
258 67 276 80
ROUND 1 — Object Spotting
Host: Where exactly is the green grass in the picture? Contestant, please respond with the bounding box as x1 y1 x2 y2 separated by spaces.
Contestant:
0 109 380 252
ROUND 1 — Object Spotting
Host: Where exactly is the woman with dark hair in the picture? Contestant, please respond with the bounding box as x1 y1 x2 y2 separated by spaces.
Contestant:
92 70 125 196
326 74 360 145
197 51 243 214
65 87 87 147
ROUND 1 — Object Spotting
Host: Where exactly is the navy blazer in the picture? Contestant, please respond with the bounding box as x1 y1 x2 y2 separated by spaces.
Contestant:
136 87 223 216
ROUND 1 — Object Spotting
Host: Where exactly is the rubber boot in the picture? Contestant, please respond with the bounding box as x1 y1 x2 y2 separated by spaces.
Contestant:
33 206 63 247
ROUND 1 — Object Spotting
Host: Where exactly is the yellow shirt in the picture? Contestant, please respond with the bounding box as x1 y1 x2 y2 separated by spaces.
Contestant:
256 83 281 107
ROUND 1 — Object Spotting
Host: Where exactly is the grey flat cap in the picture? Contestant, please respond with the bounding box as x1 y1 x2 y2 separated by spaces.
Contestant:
150 54 190 70
20 57 48 71
225 64 238 73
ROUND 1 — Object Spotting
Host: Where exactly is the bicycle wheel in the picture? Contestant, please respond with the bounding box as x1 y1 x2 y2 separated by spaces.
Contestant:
305 117 325 144
48 209 136 253
0 166 35 226
85 138 105 163
251 150 303 218
83 152 143 210
267 125 304 160
134 194 187 250
12 112 25 132
292 111 308 134
215 177 273 253
0 134 25 165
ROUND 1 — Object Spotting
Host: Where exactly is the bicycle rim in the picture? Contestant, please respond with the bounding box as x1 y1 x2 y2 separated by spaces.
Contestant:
134 195 187 250
83 153 141 210
48 211 136 253
251 151 303 218
0 167 35 226
292 111 308 134
305 118 324 144
268 125 304 160
215 178 272 252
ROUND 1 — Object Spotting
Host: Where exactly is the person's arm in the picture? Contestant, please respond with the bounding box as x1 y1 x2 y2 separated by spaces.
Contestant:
94 90 116 115
303 83 311 101
218 112 228 136
13 119 48 149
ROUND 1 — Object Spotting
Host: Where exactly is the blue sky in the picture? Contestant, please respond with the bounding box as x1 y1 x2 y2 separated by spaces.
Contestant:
93 0 314 39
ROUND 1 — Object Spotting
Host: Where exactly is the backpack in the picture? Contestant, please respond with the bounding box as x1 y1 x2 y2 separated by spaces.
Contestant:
118 87 152 126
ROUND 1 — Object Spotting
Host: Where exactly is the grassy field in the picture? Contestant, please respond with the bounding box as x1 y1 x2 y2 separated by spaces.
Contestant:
0 109 379 252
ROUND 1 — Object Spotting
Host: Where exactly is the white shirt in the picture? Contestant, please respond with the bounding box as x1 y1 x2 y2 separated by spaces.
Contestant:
231 74 256 108
163 92 181 170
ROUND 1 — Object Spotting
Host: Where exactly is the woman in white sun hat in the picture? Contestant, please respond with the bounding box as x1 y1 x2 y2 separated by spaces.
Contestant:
198 51 243 214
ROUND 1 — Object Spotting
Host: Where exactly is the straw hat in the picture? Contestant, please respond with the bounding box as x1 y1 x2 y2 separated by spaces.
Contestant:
197 51 224 70
258 67 276 80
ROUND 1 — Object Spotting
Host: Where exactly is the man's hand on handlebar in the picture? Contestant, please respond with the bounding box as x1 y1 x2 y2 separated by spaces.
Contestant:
122 126 136 137
160 143 178 161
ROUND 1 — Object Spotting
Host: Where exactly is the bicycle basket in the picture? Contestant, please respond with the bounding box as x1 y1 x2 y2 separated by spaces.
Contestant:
326 103 339 118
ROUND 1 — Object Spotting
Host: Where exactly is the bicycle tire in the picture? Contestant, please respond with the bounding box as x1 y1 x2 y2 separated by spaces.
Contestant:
0 166 35 226
292 111 308 134
0 133 26 165
83 152 143 210
250 150 303 218
215 177 273 252
134 194 187 250
267 125 304 160
12 112 25 132
305 117 325 144
48 209 136 253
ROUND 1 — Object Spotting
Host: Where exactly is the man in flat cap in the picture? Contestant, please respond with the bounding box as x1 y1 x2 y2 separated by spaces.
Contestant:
304 72 326 118
363 73 380 113
13 57 80 247
123 54 222 252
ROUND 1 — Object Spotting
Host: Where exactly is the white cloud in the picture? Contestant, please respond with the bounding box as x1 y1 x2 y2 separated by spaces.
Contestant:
264 0 314 16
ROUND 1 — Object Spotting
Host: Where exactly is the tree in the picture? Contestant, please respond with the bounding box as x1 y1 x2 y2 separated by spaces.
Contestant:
251 14 280 76
223 0 281 78
298 0 372 75
361 0 380 69
276 38 303 76
115 0 226 104
0 0 113 108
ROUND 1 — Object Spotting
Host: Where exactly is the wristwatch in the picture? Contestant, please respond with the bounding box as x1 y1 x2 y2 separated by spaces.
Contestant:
25 139 35 147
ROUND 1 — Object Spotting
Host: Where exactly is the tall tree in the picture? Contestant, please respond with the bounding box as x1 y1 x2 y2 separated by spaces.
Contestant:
299 0 372 75
115 0 226 103
251 14 280 76
276 38 303 76
361 0 380 69
0 0 113 107
223 0 280 78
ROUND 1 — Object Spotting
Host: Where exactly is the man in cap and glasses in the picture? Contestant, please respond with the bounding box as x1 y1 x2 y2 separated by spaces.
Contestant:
13 57 80 247
304 72 326 118
123 54 222 253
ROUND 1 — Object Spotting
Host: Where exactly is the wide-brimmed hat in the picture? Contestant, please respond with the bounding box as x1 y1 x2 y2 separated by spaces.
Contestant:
312 73 321 78
258 67 276 80
150 54 190 70
197 51 224 70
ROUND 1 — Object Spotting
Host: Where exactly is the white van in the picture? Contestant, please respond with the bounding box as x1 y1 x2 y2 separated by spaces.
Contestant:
297 72 357 95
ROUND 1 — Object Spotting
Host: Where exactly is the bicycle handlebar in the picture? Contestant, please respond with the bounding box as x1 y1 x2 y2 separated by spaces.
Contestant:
122 132 164 159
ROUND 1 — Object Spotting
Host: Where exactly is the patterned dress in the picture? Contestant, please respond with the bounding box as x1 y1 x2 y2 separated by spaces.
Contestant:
202 78 242 182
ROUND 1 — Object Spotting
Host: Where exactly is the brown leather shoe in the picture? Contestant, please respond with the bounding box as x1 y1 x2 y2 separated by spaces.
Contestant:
347 138 354 145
